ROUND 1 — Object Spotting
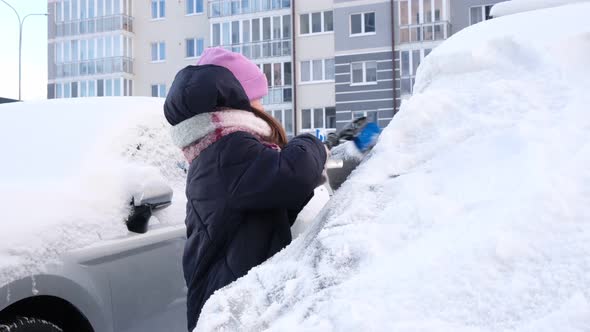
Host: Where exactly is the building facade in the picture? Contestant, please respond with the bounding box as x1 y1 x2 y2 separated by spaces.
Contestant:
294 0 336 136
133 0 209 98
334 0 395 129
47 0 503 134
47 0 135 98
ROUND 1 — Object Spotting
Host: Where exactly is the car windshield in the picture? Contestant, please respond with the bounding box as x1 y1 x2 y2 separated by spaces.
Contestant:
0 98 152 189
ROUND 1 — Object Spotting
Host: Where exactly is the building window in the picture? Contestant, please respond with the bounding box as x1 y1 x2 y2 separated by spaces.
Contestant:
398 0 447 43
353 110 378 123
267 109 293 134
114 79 121 96
300 59 335 83
301 107 337 130
64 0 70 21
399 49 428 96
106 79 113 96
470 5 493 25
399 0 445 24
300 11 334 35
56 83 63 98
212 24 221 46
151 84 167 97
56 1 62 22
209 0 290 17
210 15 291 59
187 0 204 14
283 14 291 38
325 107 336 129
232 20 241 44
350 61 377 85
263 17 271 40
151 42 166 61
80 81 87 97
98 78 123 97
350 12 375 35
64 82 71 98
186 38 204 58
151 0 165 19
88 80 96 96
259 61 292 105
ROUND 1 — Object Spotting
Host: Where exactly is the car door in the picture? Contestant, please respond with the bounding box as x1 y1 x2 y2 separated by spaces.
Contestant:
93 224 188 332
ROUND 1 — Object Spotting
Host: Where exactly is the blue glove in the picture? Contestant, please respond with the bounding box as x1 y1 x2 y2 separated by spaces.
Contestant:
324 117 381 152
353 122 381 152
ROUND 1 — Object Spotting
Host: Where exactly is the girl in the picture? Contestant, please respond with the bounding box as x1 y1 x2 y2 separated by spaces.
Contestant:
164 48 327 331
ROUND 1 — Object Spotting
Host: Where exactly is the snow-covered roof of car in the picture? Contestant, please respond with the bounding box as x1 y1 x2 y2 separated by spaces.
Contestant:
0 97 186 287
196 3 590 331
490 0 588 17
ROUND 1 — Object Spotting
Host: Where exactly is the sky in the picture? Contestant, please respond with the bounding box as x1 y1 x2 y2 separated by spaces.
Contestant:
0 0 48 100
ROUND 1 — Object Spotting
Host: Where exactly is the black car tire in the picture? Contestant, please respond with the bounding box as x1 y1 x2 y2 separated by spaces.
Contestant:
0 317 62 332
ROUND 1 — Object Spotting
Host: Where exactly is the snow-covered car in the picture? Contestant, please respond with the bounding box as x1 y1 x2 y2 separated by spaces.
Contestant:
0 98 189 331
194 2 590 331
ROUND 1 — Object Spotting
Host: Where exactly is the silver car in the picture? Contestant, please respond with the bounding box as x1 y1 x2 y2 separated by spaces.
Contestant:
0 98 188 332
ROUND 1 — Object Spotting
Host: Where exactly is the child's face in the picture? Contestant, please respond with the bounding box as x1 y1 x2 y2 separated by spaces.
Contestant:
250 99 263 111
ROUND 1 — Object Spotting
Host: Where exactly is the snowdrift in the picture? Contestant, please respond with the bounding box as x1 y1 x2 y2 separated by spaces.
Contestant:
196 4 590 331
0 97 187 287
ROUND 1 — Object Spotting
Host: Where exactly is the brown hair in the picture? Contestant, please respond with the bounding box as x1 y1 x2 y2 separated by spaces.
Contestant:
251 106 288 148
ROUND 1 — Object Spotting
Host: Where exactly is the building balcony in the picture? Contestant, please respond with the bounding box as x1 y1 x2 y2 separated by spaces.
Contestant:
262 85 292 105
54 56 133 79
215 39 291 59
209 0 290 18
398 21 450 44
53 15 134 38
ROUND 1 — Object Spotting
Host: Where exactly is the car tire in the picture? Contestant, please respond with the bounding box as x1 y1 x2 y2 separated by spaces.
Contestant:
0 317 62 332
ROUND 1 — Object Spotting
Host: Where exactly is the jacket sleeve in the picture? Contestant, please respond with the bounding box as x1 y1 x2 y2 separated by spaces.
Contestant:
287 192 314 226
221 132 327 211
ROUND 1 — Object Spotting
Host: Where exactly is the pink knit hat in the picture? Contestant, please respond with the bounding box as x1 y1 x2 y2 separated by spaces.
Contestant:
197 47 268 101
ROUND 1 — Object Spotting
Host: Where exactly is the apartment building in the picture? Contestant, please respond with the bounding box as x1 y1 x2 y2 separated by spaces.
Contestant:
47 0 135 98
47 0 503 133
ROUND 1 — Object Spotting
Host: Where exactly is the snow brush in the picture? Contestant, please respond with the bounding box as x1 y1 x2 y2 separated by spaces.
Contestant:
323 117 381 194
325 116 381 154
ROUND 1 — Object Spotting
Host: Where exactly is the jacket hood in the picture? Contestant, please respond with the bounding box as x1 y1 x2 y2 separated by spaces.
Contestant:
164 64 253 126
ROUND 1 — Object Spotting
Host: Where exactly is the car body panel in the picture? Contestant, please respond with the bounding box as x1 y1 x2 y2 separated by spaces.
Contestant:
0 269 113 332
0 224 187 332
78 225 187 332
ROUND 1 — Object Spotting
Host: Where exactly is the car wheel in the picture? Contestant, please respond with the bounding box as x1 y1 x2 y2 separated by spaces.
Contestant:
0 317 62 332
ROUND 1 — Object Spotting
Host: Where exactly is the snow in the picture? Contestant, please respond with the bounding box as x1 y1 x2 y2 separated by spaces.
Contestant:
490 0 588 17
329 141 364 161
291 186 330 239
196 3 590 331
0 97 187 287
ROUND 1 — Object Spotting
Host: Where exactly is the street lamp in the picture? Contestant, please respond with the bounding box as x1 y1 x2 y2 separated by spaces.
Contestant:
0 0 47 101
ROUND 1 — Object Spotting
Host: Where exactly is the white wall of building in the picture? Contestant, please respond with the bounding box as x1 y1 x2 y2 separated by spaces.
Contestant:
133 0 209 97
295 0 335 134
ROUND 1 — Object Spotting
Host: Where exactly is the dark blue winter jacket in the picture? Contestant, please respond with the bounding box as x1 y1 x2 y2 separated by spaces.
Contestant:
164 65 327 331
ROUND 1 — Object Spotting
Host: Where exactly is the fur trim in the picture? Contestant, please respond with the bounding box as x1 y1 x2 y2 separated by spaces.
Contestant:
170 113 215 148
171 109 278 163
170 109 271 148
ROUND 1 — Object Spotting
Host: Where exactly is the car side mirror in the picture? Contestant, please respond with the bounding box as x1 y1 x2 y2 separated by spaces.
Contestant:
126 179 173 234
